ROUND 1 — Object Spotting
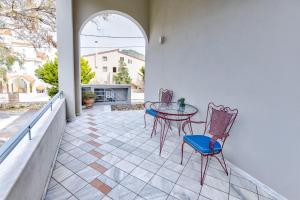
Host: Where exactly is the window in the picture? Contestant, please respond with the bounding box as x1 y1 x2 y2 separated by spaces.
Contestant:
128 59 132 64
113 67 117 73
120 57 124 62
102 56 107 61
102 66 107 72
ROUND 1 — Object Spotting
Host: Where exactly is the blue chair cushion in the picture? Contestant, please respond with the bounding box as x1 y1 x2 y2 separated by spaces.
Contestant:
145 108 157 117
183 135 222 154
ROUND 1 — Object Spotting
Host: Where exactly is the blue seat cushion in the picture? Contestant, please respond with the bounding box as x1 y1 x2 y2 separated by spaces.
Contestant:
145 108 157 117
183 135 222 154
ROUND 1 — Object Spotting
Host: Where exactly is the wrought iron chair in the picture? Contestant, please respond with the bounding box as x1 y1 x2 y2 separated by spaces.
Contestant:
144 88 173 135
181 102 238 185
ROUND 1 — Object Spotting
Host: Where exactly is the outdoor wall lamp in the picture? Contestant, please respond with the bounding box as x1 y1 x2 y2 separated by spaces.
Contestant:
159 36 165 44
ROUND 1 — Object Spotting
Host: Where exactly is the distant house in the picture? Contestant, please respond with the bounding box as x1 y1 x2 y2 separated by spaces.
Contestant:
82 49 145 88
0 29 55 94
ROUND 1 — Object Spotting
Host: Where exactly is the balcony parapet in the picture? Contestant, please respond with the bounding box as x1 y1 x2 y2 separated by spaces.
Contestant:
0 93 66 200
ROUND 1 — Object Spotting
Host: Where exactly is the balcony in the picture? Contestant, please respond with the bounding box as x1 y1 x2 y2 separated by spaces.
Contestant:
0 0 298 199
44 106 279 200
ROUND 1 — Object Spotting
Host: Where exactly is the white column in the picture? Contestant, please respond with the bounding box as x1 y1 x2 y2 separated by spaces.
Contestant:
56 0 76 121
26 82 30 93
74 28 82 116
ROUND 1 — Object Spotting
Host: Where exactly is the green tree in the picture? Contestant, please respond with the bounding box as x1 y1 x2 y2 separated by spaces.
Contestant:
0 46 23 83
113 61 132 84
81 58 96 84
35 57 58 96
0 0 56 48
139 66 145 82
35 57 95 97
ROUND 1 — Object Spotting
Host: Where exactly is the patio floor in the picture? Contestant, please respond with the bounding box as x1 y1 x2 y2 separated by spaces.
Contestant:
45 107 276 200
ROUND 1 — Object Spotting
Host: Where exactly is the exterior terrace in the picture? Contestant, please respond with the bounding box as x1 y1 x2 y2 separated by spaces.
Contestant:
45 106 277 200
0 0 299 199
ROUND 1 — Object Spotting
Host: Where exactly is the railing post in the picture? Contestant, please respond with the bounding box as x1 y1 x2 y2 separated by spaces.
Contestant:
28 127 32 140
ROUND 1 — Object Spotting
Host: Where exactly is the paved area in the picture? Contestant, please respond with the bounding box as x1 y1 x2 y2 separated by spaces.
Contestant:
45 109 277 200
131 91 144 103
0 110 37 147
0 93 49 103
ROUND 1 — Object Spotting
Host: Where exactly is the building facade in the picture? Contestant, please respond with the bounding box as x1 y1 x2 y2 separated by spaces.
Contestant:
0 29 55 94
82 49 145 88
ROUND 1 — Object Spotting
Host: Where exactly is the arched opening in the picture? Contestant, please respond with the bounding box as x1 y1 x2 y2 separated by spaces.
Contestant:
11 78 28 93
79 11 146 107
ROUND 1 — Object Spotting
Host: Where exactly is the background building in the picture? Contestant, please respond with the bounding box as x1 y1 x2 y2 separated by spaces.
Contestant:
0 29 55 94
82 49 145 88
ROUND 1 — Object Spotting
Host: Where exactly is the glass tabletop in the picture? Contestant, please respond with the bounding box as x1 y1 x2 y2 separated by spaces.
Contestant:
150 102 198 120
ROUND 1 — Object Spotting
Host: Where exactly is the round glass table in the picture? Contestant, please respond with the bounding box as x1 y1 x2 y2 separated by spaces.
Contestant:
150 102 198 155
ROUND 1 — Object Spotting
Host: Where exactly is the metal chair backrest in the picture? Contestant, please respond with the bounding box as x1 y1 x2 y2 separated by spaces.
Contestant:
159 88 173 104
204 102 238 144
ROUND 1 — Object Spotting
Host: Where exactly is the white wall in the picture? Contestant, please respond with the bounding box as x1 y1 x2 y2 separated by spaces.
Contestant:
0 98 66 200
146 1 300 199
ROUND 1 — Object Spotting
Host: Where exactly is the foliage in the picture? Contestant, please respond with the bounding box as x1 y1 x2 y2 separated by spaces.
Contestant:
0 45 23 81
0 0 56 48
35 57 58 86
35 57 58 97
47 86 59 97
35 57 95 97
177 97 185 106
82 91 96 100
113 61 132 84
0 67 7 81
0 0 54 83
138 66 145 82
81 58 96 84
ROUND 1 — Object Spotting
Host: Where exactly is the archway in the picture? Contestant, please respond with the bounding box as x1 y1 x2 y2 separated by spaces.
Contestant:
79 10 147 106
11 78 28 93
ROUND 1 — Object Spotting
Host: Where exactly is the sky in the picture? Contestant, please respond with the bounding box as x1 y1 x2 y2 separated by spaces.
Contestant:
80 14 145 56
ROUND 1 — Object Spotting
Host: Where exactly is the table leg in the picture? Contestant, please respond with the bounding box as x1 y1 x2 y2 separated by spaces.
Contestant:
159 119 171 155
151 117 158 138
177 121 183 136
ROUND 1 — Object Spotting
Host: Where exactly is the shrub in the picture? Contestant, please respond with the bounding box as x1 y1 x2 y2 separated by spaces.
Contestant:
82 91 96 100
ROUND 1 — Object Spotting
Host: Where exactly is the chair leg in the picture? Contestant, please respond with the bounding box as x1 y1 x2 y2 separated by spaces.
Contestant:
144 113 147 128
214 152 229 175
155 118 162 135
151 117 158 138
188 119 193 135
200 155 209 185
180 142 185 165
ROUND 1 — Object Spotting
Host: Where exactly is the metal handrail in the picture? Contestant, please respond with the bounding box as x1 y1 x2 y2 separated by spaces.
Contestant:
0 91 63 164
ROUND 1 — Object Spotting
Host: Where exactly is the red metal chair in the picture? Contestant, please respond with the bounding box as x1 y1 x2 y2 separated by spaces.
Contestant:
144 88 173 136
181 102 238 185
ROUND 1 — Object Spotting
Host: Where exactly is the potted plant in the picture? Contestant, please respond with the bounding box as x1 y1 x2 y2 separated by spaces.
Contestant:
177 97 185 110
82 91 97 108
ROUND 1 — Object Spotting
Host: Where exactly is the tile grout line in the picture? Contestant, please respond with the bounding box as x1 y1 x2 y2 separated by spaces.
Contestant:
48 111 264 200
84 113 189 198
228 167 231 200
109 119 196 199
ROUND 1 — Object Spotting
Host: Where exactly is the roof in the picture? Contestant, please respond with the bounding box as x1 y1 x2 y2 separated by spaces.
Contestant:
7 74 35 83
82 49 145 61
0 29 12 36
36 52 48 60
